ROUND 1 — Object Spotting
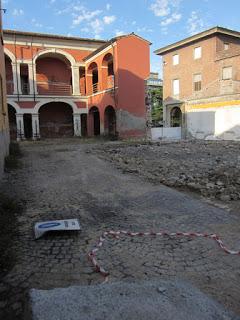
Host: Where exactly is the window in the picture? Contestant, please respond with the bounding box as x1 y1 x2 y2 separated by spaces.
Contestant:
193 74 202 91
173 54 179 65
222 66 232 80
173 79 180 95
224 43 229 50
194 46 202 59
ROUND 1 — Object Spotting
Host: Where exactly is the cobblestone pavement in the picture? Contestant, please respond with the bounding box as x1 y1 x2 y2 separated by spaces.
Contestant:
1 139 240 319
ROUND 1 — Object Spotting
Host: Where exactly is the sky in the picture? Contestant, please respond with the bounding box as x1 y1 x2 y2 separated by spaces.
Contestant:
2 0 240 77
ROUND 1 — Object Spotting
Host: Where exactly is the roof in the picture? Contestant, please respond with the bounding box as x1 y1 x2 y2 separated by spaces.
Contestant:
3 29 106 44
154 26 240 55
83 32 151 62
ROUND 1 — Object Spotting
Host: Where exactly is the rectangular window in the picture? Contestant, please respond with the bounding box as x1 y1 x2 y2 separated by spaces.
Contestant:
222 66 232 80
173 79 180 95
224 43 229 50
194 46 202 59
193 74 202 91
173 54 179 65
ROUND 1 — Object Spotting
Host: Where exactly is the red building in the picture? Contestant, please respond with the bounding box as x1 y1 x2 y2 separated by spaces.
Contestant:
3 30 150 140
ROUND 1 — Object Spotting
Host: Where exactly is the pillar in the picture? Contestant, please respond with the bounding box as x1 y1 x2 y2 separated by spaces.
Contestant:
32 113 40 139
72 66 80 95
16 114 25 140
73 113 81 136
28 63 38 95
11 63 20 95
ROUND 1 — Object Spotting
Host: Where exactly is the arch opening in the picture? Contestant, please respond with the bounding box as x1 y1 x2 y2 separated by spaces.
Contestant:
87 62 98 94
39 102 73 138
170 107 182 127
104 105 116 136
102 53 114 90
36 53 72 95
5 55 13 94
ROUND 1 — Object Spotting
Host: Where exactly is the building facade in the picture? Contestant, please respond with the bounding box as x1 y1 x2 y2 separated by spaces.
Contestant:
4 30 150 140
155 27 240 140
0 1 9 179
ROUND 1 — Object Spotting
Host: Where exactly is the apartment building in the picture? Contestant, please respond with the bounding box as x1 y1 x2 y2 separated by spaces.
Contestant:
155 26 240 140
4 30 150 140
0 1 9 178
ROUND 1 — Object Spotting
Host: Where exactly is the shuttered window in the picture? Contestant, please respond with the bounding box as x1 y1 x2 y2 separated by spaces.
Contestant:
173 54 179 65
222 66 232 80
173 79 180 95
194 46 202 59
193 73 202 91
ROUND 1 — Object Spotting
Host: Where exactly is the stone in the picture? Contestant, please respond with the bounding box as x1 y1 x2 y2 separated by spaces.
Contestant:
27 280 239 320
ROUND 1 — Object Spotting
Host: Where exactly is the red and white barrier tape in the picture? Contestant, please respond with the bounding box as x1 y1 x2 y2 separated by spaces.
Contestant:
88 230 240 281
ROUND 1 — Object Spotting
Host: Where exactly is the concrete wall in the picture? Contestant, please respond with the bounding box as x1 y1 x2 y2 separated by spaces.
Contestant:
186 103 240 140
0 0 9 179
151 127 181 140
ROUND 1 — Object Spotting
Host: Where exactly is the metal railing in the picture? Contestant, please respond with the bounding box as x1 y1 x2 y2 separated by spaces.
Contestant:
37 81 72 96
92 82 98 94
21 82 29 95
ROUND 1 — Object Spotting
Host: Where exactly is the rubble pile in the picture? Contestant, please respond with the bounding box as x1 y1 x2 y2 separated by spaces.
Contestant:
95 140 240 203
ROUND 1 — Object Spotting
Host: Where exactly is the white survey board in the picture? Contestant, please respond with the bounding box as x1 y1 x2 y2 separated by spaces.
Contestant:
34 219 81 239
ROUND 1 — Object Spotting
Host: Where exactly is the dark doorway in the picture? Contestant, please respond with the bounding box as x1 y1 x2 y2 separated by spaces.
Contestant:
39 102 73 138
89 106 100 136
104 106 116 136
7 104 17 140
23 114 32 139
81 114 87 136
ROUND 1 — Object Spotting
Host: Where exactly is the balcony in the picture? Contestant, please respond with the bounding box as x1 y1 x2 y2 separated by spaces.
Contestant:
37 81 72 96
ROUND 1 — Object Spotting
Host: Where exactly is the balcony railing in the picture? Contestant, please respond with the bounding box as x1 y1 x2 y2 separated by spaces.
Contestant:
37 81 72 96
6 81 14 95
21 82 29 95
92 82 98 94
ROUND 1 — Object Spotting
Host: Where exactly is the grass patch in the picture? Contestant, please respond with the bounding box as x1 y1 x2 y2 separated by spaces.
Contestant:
4 142 22 171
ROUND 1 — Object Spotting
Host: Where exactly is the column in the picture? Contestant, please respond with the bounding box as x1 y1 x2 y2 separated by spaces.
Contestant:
16 114 25 140
71 66 80 96
32 113 40 140
11 63 18 95
73 113 81 136
28 63 38 95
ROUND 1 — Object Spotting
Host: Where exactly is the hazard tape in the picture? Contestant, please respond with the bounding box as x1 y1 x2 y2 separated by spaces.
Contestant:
88 230 240 280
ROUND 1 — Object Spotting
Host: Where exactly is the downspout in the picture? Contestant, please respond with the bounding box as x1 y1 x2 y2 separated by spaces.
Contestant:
111 40 119 138
14 33 20 101
31 36 36 101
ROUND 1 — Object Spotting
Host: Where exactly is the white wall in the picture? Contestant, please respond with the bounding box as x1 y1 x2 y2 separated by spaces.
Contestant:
151 127 181 140
187 105 240 140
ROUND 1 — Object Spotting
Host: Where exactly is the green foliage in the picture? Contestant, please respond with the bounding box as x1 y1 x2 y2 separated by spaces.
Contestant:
149 86 163 126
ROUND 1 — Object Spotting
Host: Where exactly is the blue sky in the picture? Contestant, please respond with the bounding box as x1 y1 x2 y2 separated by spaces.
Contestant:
2 0 240 77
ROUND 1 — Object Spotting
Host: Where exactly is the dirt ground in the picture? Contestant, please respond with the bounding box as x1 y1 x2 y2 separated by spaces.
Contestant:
0 138 240 319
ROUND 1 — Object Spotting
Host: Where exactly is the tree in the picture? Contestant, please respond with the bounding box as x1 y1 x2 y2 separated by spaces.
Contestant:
149 86 163 126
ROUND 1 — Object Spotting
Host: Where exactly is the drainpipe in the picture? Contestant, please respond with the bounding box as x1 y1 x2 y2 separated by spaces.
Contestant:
111 41 119 138
31 36 36 101
14 33 20 101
